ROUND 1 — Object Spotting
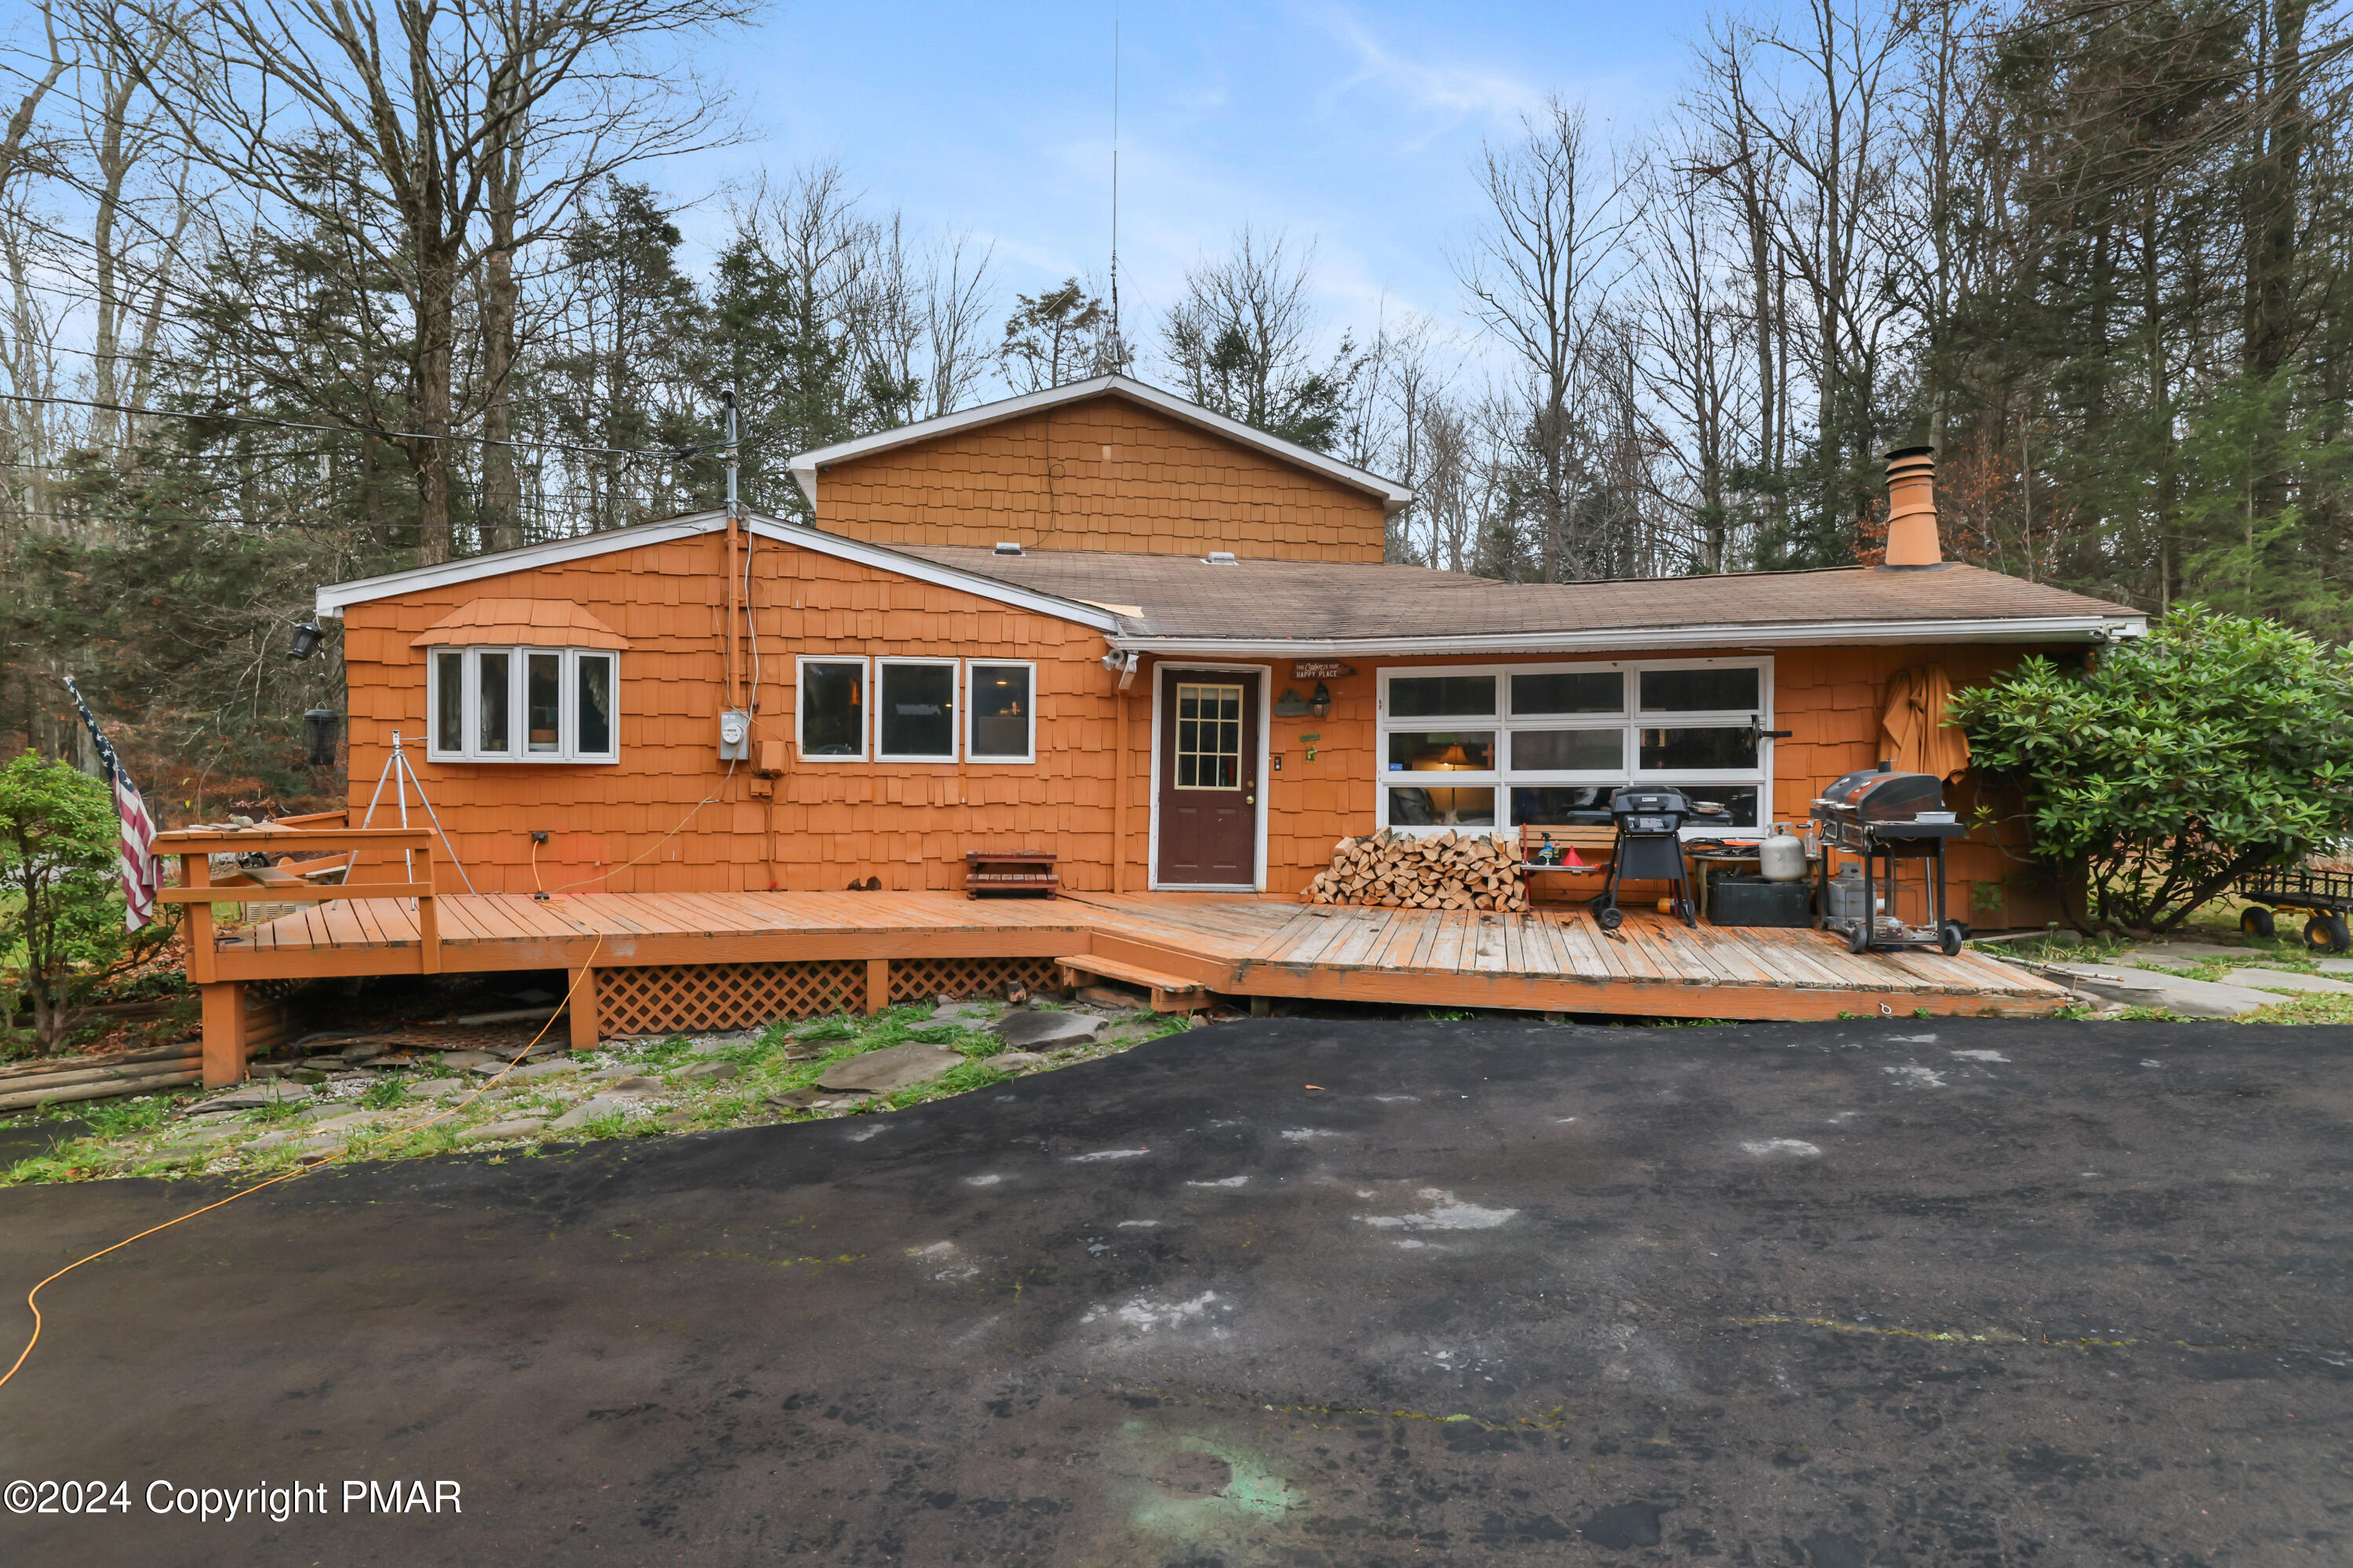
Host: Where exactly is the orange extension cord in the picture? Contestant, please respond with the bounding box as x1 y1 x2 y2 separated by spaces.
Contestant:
0 935 604 1394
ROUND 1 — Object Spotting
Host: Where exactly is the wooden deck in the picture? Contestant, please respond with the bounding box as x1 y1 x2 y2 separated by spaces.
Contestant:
197 888 2064 1078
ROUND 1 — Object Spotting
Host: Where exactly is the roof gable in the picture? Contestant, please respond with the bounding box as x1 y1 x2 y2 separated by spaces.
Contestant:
785 375 1415 514
314 511 1121 631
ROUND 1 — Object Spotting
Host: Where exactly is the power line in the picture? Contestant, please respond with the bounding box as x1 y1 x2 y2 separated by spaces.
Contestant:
0 389 742 461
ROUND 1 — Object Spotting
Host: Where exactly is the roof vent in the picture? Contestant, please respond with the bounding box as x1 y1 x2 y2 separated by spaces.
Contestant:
993 540 1024 556
1204 550 1238 565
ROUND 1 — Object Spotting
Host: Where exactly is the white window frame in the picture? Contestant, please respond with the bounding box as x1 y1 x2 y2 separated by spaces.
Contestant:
873 656 962 764
796 654 870 762
964 658 1038 765
424 646 619 765
1375 657 1773 835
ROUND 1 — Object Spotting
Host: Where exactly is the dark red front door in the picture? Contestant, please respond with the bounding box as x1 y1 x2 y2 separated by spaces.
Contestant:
1155 669 1258 886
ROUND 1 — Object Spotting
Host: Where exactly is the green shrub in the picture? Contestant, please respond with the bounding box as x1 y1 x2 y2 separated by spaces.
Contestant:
1951 606 2353 933
0 752 133 1050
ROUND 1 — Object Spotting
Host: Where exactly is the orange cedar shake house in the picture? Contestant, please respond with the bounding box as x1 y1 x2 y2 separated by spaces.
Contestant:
315 375 2146 928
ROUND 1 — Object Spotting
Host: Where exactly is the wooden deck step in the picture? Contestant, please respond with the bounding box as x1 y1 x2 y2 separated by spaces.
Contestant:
1054 952 1213 1013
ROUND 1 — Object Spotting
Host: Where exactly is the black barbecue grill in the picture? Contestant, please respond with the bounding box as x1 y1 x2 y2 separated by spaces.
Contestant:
1810 763 1969 955
1591 787 1725 931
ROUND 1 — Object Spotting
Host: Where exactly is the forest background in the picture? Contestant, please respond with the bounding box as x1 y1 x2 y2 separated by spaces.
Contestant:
0 0 2346 818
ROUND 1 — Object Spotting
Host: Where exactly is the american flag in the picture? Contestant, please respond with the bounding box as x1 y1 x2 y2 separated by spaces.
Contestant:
63 676 159 931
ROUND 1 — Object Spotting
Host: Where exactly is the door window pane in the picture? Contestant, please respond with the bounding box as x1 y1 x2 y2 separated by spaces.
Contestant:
880 663 956 758
1175 682 1244 789
800 661 865 755
1387 675 1495 718
576 654 614 756
969 664 1031 758
477 652 511 754
1386 731 1495 773
1639 726 1757 770
526 653 562 753
1386 785 1495 827
1511 671 1623 715
435 652 464 753
1639 666 1758 713
1510 729 1622 772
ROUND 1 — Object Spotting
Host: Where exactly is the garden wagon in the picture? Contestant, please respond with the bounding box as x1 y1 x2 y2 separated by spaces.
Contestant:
2234 862 2353 953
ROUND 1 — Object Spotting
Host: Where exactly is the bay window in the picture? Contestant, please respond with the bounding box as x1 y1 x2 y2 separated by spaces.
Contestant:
427 646 618 763
1378 659 1772 834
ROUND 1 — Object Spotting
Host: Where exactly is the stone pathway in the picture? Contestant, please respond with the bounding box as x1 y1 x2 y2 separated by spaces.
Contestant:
7 995 1196 1184
2029 938 2353 1016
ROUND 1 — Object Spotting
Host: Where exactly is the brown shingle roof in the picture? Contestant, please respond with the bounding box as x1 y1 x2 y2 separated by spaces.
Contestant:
891 544 2144 643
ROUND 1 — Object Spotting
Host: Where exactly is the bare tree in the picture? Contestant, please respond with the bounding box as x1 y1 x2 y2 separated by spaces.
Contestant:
1160 226 1358 450
1455 97 1646 580
922 230 996 418
1635 133 1757 571
126 0 758 562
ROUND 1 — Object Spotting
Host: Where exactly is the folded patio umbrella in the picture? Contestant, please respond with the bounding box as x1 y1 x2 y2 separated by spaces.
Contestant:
1879 663 1972 782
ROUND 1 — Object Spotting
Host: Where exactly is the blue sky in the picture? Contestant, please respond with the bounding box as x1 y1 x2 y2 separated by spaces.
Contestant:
672 0 1739 370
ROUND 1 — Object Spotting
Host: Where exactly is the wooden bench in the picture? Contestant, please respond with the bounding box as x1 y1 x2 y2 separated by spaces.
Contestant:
1517 825 1616 901
966 849 1059 899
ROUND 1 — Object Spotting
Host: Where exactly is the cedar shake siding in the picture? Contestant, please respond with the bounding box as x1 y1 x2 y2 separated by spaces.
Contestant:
810 395 1389 562
341 523 2072 924
342 530 1122 897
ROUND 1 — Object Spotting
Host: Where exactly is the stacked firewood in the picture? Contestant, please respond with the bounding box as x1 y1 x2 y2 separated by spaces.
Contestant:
1302 829 1528 912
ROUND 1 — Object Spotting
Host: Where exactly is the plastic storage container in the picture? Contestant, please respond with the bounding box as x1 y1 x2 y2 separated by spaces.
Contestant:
1710 872 1812 928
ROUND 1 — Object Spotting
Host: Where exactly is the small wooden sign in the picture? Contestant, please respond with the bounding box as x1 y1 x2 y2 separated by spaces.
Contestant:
1291 660 1355 679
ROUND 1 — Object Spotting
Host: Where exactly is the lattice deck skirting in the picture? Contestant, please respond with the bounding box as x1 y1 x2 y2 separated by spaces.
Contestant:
593 956 1063 1039
888 956 1060 1006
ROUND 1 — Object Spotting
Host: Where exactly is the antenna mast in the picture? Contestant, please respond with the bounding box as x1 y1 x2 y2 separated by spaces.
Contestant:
1110 7 1121 371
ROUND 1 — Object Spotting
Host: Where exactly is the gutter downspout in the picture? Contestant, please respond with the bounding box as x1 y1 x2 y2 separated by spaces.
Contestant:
1109 649 1139 892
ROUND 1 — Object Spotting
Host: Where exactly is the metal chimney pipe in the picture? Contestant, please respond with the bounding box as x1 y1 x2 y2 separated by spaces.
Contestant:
1881 445 1943 569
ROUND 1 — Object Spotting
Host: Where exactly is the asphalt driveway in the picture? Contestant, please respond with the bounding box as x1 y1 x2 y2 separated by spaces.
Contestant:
2 1017 2348 1566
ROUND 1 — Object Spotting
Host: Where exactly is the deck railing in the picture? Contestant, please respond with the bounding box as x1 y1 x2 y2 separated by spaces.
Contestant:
155 825 443 981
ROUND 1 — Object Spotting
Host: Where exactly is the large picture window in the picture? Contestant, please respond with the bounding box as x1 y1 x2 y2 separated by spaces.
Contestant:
427 647 618 764
1377 659 1771 834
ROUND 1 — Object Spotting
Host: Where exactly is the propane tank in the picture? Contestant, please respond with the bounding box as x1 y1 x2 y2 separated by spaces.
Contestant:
1824 867 1868 923
1759 823 1807 882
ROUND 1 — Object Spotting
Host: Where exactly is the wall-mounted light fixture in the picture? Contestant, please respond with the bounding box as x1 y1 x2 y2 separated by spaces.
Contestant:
287 620 324 660
1307 681 1332 719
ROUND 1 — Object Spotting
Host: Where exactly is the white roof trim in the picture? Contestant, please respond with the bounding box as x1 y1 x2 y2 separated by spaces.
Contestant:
741 515 1120 630
785 374 1417 515
315 515 717 617
314 511 1121 632
1109 614 2149 658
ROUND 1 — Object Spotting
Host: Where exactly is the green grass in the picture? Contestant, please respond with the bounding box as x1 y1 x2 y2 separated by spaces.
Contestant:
359 1075 408 1109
